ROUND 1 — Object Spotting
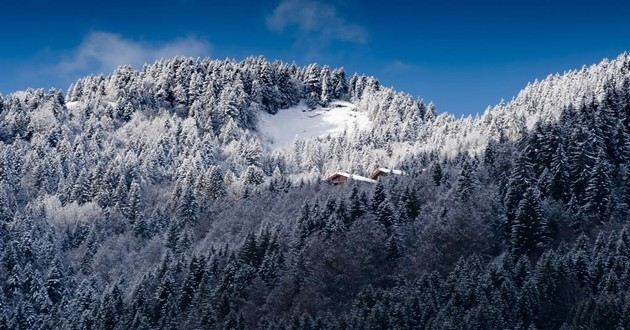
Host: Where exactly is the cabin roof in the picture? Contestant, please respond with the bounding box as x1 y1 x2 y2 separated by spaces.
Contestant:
327 172 377 184
376 167 405 175
369 167 406 179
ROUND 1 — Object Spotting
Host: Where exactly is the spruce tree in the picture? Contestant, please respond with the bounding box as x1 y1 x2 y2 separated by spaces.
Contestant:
431 161 443 186
127 180 141 223
583 151 612 224
504 151 535 230
547 143 570 202
511 187 548 256
331 68 348 99
241 165 264 186
176 184 198 225
455 159 476 202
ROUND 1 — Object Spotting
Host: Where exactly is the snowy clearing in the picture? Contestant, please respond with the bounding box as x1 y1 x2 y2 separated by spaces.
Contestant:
257 100 372 150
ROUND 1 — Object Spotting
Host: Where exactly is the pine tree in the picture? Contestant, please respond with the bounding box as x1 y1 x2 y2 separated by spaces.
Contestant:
511 187 548 256
583 151 612 224
402 187 420 221
386 235 402 262
504 151 535 228
296 201 313 242
114 176 129 213
546 143 570 202
241 165 264 186
431 161 443 186
0 187 15 229
80 228 98 274
176 184 198 225
218 81 248 127
371 181 387 212
320 66 333 106
127 179 141 223
323 210 345 240
73 170 91 205
331 68 348 99
348 186 366 223
455 159 476 202
155 270 175 324
375 198 395 229
240 232 259 267
179 256 203 310
97 284 124 330
567 126 598 204
206 165 226 199
304 64 322 109
45 258 65 305
132 215 149 239
240 138 262 167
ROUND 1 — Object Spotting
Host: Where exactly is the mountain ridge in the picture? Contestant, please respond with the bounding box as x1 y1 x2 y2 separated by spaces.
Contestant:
2 53 630 329
4 53 629 164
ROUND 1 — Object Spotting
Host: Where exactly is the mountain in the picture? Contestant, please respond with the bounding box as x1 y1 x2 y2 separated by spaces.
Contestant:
1 54 630 329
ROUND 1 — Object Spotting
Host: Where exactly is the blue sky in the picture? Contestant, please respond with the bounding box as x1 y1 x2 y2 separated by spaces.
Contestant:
1 0 629 116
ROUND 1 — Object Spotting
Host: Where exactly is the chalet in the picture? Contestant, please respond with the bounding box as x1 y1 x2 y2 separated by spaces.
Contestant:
369 167 406 180
326 172 377 185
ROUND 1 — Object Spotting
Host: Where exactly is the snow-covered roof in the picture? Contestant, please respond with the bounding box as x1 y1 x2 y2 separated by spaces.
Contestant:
330 172 377 183
377 168 405 175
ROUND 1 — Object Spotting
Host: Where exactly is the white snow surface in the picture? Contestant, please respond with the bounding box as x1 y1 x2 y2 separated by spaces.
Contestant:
65 101 81 109
377 168 405 175
257 100 372 150
334 172 377 183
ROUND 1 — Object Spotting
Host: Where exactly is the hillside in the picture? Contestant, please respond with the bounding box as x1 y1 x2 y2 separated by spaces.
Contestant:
1 54 630 329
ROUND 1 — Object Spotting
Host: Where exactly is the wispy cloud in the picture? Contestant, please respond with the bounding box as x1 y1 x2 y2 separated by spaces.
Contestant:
266 0 367 45
383 60 415 74
56 31 212 76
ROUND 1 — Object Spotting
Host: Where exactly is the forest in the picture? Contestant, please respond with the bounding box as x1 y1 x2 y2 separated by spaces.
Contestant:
1 53 630 329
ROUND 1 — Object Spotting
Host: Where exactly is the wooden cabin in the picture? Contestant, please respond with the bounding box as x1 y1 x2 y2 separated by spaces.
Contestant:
326 172 377 185
369 167 406 180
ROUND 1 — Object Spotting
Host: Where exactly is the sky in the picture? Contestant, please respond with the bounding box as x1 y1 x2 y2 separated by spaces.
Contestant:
1 0 629 116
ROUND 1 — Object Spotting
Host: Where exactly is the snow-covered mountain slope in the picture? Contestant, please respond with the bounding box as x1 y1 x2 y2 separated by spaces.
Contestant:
4 54 630 330
409 53 630 158
3 54 629 188
257 100 372 150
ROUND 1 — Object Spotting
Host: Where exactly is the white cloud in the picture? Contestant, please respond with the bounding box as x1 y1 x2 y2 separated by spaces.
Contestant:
57 32 212 75
266 0 367 44
383 60 415 74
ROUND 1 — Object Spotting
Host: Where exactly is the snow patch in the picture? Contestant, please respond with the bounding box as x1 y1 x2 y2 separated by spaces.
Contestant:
257 100 372 150
376 168 405 175
334 172 377 183
65 101 81 110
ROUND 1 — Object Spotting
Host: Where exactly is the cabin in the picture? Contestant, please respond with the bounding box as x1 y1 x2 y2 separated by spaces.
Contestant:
326 172 377 185
369 167 406 180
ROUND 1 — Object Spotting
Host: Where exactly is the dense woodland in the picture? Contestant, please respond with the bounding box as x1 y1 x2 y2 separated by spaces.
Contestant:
1 54 630 329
